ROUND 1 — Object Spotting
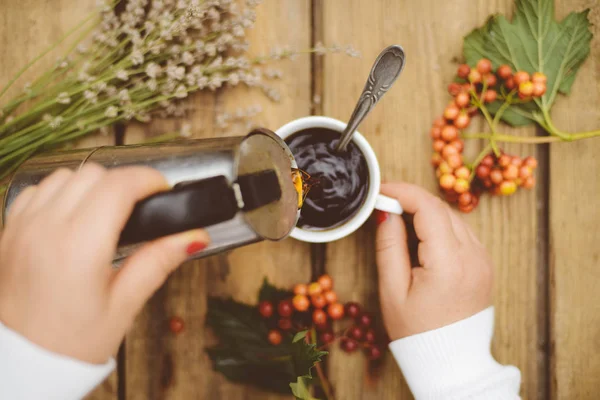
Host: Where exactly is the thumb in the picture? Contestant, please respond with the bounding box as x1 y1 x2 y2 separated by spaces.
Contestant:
109 229 210 324
375 211 412 298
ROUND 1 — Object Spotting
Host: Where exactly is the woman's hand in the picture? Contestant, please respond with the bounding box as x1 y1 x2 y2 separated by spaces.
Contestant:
375 182 493 340
0 164 209 364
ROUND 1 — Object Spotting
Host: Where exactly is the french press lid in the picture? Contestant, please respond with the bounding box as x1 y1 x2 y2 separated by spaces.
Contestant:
118 128 299 246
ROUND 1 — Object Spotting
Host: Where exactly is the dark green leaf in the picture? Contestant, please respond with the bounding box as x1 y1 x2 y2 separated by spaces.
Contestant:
463 0 592 123
485 100 537 127
258 277 293 303
290 330 328 379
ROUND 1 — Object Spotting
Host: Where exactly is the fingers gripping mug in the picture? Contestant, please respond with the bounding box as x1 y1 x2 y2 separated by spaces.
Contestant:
277 116 403 243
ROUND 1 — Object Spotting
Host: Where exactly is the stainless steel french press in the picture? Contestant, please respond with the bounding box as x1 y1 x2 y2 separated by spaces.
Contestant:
2 128 300 264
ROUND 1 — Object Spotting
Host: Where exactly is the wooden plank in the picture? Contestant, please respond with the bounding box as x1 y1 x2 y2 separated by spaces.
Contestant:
550 2 600 399
124 1 311 398
319 0 542 398
0 2 118 399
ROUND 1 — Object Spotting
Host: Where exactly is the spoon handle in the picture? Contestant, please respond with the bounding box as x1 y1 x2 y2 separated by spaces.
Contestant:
337 45 406 152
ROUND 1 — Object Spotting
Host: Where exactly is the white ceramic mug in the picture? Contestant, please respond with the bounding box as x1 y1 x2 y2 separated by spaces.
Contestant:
276 116 403 243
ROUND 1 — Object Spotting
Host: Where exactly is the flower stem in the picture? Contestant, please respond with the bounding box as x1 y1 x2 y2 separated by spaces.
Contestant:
314 361 334 400
468 142 493 181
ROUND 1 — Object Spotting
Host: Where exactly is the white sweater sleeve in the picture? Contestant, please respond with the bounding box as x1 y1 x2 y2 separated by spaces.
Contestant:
389 307 521 400
0 321 115 400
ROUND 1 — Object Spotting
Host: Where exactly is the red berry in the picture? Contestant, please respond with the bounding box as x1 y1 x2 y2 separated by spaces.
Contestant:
476 164 491 179
340 337 358 353
439 174 456 190
477 58 492 74
450 139 464 152
457 64 470 79
169 316 185 334
532 81 546 97
454 112 470 129
471 195 480 207
323 290 338 304
455 166 470 180
524 156 538 169
293 284 307 295
433 117 446 128
431 153 442 167
445 190 459 203
481 155 494 167
531 72 547 84
430 126 442 139
511 156 522 166
500 180 517 196
317 274 333 291
438 161 453 175
484 73 497 86
366 345 383 361
442 144 458 158
319 331 335 345
278 299 293 317
348 325 364 341
483 89 497 103
441 125 458 141
446 154 463 169
313 309 327 325
497 64 512 80
311 294 327 309
513 71 530 85
292 294 310 312
307 282 322 296
498 154 511 167
505 77 516 90
258 301 274 318
278 318 293 331
455 92 470 108
328 303 345 320
448 82 462 96
458 192 473 207
468 69 482 84
458 203 475 213
453 178 470 194
345 302 361 318
433 139 445 153
522 176 535 189
358 313 372 327
502 164 519 180
519 165 533 179
268 329 282 345
443 103 460 120
364 329 376 344
490 169 504 184
519 81 533 97
462 82 474 93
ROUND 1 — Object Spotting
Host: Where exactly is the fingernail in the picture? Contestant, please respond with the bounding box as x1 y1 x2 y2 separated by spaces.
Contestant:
376 211 389 226
186 241 207 255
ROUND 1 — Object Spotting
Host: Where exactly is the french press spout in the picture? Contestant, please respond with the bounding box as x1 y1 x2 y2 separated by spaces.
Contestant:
2 128 300 265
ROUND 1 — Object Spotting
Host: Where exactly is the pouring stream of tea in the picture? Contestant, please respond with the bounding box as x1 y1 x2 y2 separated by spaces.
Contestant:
336 45 406 152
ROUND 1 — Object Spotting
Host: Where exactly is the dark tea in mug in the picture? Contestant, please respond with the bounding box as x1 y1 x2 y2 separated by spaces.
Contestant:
285 128 369 230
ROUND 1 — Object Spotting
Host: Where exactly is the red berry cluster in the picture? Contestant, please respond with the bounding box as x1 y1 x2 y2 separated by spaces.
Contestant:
258 275 385 360
431 58 542 212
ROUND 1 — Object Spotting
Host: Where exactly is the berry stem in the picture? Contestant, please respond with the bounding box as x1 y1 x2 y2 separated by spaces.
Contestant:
468 142 493 181
461 132 561 143
471 85 501 157
492 92 515 131
314 361 335 400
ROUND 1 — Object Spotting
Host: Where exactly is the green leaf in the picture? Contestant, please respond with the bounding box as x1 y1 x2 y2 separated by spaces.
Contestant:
290 376 319 400
290 331 328 379
463 0 592 124
257 277 293 303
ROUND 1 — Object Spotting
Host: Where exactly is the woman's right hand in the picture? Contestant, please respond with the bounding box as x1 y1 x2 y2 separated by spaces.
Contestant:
375 182 493 340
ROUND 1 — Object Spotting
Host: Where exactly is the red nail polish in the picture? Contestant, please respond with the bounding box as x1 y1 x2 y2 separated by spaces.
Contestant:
376 211 388 226
186 241 207 255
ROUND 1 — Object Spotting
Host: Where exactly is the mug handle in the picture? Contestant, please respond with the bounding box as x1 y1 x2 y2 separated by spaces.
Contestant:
374 194 403 215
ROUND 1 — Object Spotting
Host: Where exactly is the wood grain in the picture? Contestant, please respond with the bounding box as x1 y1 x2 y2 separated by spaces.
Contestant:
124 1 311 399
550 1 600 399
0 2 118 399
319 0 541 398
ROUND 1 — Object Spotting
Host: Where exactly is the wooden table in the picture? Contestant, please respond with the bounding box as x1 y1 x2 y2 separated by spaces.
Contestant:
1 1 599 399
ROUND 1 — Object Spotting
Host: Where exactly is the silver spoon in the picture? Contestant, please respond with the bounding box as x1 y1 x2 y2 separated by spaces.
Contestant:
336 45 406 152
